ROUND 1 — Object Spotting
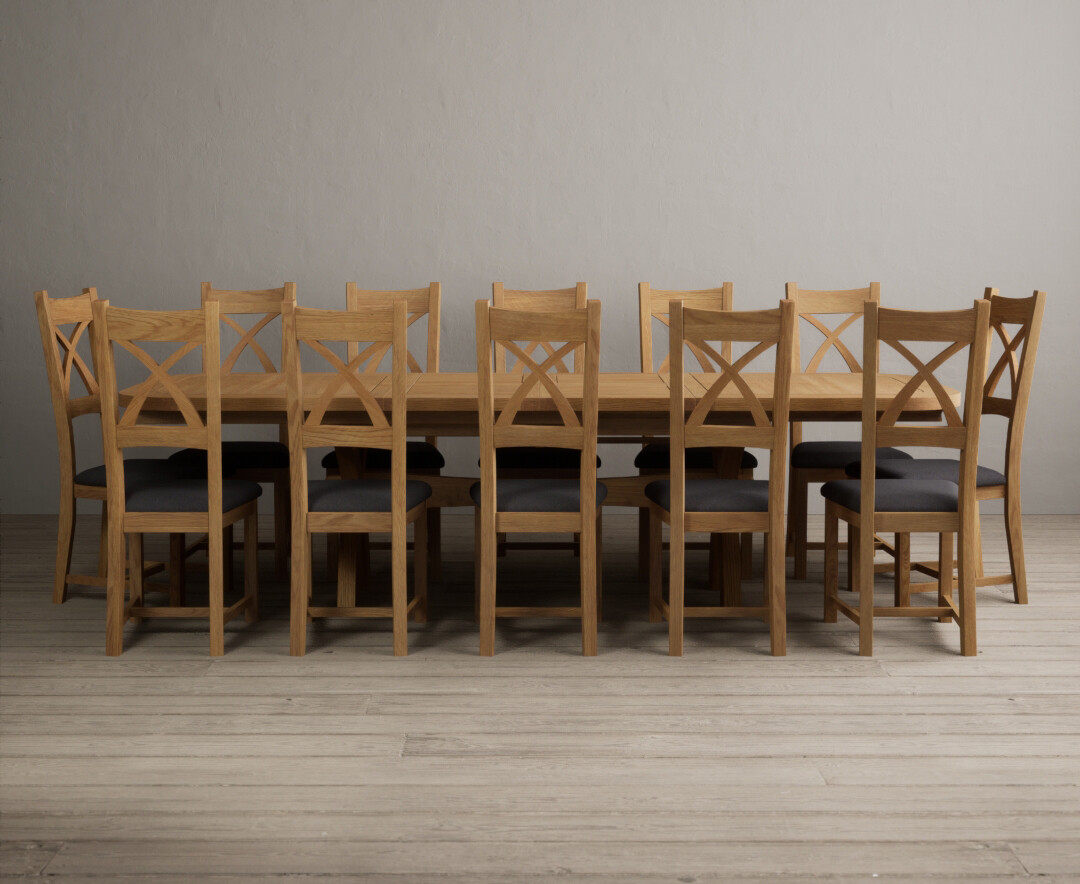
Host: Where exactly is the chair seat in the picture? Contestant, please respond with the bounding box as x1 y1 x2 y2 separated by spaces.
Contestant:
480 447 601 471
469 478 608 512
321 441 446 472
125 478 264 513
634 442 758 472
845 457 1006 487
792 441 912 470
645 478 771 513
74 457 195 487
820 479 959 513
169 441 288 474
307 479 432 513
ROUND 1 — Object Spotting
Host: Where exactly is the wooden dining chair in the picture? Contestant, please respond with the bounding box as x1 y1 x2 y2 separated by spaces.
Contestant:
820 300 991 656
646 301 794 656
90 300 261 655
35 288 187 605
875 289 1046 604
284 300 431 657
785 283 913 580
488 282 595 558
473 298 604 656
322 283 446 579
169 283 296 578
635 282 757 582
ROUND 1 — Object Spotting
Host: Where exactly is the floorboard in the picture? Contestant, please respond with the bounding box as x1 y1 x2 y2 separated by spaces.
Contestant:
1 512 1078 880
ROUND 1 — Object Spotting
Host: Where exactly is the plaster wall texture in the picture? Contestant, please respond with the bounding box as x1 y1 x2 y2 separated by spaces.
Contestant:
2 0 1078 514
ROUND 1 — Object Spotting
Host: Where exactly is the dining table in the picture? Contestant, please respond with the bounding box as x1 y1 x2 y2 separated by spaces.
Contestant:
125 369 957 601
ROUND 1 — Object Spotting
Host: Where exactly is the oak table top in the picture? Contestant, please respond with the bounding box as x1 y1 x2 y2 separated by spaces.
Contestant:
125 371 956 435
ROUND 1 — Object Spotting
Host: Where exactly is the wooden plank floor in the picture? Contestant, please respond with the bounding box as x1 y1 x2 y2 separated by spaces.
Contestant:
2 512 1079 881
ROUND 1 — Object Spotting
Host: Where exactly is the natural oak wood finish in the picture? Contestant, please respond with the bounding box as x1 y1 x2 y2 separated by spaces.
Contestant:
201 282 296 578
284 301 428 657
636 282 753 582
89 300 259 656
785 282 882 580
475 299 602 656
823 300 991 656
894 289 1047 605
650 301 794 656
330 282 448 581
34 287 175 605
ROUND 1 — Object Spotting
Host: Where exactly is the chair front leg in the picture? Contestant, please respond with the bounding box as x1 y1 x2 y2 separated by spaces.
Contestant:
938 532 955 624
648 508 663 623
105 520 126 657
766 526 786 656
168 533 186 606
791 470 810 579
823 505 839 623
208 529 225 657
244 511 259 623
412 510 429 623
479 511 497 657
854 523 873 657
668 515 685 657
579 511 598 657
128 533 144 620
391 520 409 657
894 532 911 607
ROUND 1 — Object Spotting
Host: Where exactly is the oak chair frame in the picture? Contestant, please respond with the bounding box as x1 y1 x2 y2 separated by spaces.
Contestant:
785 282 883 580
823 301 991 657
649 301 794 657
284 301 428 657
636 282 753 584
475 299 602 656
35 288 178 605
489 282 590 557
894 289 1046 604
326 282 446 582
91 300 259 656
199 282 297 579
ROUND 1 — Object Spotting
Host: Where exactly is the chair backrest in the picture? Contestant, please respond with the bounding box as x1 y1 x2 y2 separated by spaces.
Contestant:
475 300 601 503
668 301 795 498
90 301 223 515
982 288 1046 483
35 288 102 483
639 282 734 372
490 282 588 373
283 301 409 513
200 282 297 374
856 301 992 514
785 281 880 446
346 282 440 373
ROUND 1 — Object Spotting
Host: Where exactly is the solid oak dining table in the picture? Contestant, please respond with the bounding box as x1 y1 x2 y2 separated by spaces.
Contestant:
127 369 956 511
124 370 957 602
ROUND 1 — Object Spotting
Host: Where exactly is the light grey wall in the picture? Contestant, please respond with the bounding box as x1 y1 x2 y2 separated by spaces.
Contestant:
2 0 1078 514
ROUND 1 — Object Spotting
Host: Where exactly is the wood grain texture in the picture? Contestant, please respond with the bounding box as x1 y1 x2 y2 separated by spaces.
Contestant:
2 512 1078 880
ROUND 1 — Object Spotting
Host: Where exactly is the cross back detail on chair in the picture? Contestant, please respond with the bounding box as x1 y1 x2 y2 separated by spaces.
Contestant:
346 283 440 375
786 282 881 373
201 282 296 374
477 301 601 459
981 289 1046 423
671 302 795 458
491 282 587 373
35 288 103 456
639 282 734 373
861 302 992 480
284 302 408 459
92 302 220 465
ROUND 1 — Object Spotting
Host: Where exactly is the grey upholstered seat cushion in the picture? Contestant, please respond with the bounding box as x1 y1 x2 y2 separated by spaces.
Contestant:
634 442 758 471
846 457 1006 487
169 441 288 475
124 478 263 513
74 457 196 487
321 441 446 472
791 441 912 470
644 479 771 513
307 479 432 513
481 447 601 470
469 478 608 512
820 479 959 513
